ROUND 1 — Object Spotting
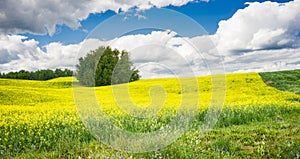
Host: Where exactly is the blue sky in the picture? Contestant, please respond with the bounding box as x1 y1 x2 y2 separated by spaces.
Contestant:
0 0 299 77
22 0 293 47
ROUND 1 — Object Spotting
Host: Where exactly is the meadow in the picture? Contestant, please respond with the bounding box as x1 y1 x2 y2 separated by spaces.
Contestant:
0 71 299 158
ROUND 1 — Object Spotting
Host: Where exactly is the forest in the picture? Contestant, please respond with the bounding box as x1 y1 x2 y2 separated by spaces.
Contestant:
0 69 73 81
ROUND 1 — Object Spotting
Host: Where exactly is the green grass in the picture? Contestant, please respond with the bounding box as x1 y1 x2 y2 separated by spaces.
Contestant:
259 69 300 94
6 106 299 159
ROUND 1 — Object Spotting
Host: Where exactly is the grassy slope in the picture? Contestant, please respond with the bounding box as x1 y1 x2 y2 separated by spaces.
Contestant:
0 72 299 158
259 69 300 94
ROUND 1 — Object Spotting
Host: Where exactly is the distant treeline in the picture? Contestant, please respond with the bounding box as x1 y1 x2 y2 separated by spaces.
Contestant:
0 69 73 80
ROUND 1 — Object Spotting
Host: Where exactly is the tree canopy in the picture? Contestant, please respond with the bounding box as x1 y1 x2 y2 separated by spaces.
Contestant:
76 46 140 86
0 69 73 80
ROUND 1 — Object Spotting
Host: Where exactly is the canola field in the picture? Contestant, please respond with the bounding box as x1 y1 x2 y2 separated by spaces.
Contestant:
0 72 299 158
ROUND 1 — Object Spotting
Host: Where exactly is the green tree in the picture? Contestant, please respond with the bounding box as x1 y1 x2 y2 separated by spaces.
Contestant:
112 51 139 84
76 46 140 86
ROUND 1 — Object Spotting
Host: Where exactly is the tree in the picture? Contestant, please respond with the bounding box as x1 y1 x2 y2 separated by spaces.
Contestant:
76 46 140 86
112 51 139 84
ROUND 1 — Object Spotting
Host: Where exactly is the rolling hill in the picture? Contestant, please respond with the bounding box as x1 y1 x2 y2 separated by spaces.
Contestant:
0 71 299 158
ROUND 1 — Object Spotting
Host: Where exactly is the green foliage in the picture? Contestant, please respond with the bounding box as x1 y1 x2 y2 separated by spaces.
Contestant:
259 69 300 94
0 69 73 81
76 46 140 86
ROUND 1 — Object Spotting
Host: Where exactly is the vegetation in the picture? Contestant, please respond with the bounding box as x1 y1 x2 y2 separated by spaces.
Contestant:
76 46 140 86
0 71 299 158
259 69 300 94
0 68 73 81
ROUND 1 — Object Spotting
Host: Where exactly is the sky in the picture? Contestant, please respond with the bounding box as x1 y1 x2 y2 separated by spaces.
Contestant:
0 0 299 78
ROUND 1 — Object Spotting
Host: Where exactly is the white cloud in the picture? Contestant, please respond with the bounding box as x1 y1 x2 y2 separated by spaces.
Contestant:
0 0 199 35
1 29 299 78
224 48 300 73
0 31 214 78
215 0 300 55
0 34 45 69
210 0 300 73
0 34 105 73
108 30 214 77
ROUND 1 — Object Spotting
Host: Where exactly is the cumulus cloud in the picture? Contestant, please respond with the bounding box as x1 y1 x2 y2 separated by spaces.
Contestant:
107 30 217 77
0 34 105 73
224 48 300 73
215 0 300 55
0 0 199 35
213 0 300 72
0 31 215 78
0 34 45 69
